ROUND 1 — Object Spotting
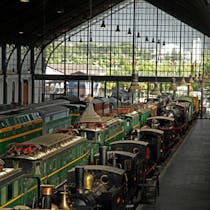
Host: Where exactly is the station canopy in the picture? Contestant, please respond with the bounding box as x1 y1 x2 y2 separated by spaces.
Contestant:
0 0 210 46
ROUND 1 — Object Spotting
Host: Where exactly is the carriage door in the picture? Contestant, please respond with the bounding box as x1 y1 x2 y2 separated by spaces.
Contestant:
23 80 28 105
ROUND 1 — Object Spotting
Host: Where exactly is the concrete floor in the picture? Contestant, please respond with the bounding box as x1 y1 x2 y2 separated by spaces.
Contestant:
138 119 210 210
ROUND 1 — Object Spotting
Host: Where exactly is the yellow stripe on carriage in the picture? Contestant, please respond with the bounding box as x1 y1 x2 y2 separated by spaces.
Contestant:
0 193 25 208
70 113 80 117
41 152 89 181
0 127 43 143
133 122 140 129
105 129 125 142
0 119 43 133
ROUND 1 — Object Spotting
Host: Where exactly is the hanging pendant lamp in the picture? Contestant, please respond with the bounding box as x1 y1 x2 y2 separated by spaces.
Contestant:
188 75 194 84
151 82 161 95
116 25 120 32
170 77 177 91
180 77 186 86
101 20 105 28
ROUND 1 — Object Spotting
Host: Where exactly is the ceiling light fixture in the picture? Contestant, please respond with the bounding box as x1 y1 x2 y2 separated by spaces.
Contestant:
116 25 120 32
20 0 29 2
180 77 186 86
57 9 64 14
151 82 161 95
101 20 105 28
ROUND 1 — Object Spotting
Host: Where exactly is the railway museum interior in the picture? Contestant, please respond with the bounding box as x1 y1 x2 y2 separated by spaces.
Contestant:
1 0 210 210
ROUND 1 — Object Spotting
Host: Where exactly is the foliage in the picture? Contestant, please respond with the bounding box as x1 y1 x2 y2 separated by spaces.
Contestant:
45 41 210 91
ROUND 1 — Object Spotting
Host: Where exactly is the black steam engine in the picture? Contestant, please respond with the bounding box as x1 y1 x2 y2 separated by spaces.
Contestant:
66 144 159 210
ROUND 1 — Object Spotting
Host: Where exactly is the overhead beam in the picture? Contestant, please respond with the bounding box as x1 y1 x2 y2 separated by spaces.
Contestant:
34 74 189 83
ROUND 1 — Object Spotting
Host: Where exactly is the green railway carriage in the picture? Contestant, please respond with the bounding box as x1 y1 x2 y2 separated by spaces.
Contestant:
78 103 125 147
120 111 140 136
66 103 86 127
0 101 72 155
2 133 91 207
0 111 43 154
176 96 199 119
0 167 26 208
175 97 194 122
36 105 71 134
79 119 125 144
138 108 152 127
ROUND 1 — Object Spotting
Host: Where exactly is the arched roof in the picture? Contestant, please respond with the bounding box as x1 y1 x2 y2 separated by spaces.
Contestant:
0 0 209 47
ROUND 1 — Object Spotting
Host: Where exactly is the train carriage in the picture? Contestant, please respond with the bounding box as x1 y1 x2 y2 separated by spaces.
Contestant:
112 106 140 137
0 164 25 208
110 140 156 178
146 116 179 151
134 128 165 163
78 103 125 148
66 103 86 127
35 105 71 134
175 97 194 122
0 111 43 154
2 133 91 207
93 97 110 116
161 102 189 134
0 99 74 155
138 108 152 128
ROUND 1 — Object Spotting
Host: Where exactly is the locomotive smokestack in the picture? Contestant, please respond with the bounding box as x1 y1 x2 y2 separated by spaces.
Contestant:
112 152 117 167
136 129 140 140
41 184 53 209
99 146 107 165
75 167 84 193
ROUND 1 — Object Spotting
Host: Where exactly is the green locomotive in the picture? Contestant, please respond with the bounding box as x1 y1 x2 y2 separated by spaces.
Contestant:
78 103 125 163
112 107 140 136
138 107 152 127
78 103 125 145
1 133 91 208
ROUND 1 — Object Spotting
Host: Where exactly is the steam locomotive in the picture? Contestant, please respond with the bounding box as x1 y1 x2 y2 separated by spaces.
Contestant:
0 94 198 209
66 144 159 210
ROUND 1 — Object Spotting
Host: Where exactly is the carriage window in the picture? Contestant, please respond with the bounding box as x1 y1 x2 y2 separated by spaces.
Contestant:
19 160 33 174
45 116 50 122
0 121 4 128
49 159 56 170
0 120 7 128
13 180 19 197
28 114 34 120
35 162 41 175
1 186 7 205
24 116 28 122
52 159 56 169
7 183 12 200
86 131 96 140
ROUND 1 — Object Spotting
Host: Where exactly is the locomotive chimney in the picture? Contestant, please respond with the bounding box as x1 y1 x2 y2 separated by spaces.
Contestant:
112 152 117 167
136 129 140 140
41 184 54 209
99 146 107 165
75 167 84 193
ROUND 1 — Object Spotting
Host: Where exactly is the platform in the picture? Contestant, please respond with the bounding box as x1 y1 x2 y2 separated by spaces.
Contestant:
139 119 210 210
